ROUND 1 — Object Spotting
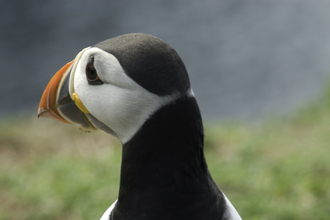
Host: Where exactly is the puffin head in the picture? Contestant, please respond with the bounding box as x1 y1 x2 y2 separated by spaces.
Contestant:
38 33 192 143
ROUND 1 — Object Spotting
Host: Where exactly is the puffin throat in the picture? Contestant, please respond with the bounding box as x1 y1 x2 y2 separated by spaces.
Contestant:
111 96 225 220
121 96 207 188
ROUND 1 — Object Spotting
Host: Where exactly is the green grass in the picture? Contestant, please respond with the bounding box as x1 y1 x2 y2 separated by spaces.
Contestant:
1 87 330 219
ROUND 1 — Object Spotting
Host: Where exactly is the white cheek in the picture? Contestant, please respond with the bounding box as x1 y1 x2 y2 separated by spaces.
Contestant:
72 48 183 143
72 56 164 143
82 83 167 143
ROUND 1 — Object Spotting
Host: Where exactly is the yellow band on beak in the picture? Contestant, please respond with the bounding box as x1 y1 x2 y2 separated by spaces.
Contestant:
72 93 90 114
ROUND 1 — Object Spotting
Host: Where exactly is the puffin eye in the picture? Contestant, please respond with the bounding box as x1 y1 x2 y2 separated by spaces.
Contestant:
86 65 98 81
86 56 103 85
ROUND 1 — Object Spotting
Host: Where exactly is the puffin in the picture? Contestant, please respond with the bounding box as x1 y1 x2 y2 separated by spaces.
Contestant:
38 33 242 220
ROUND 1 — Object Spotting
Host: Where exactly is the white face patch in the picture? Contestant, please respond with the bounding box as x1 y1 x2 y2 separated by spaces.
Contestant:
72 47 186 144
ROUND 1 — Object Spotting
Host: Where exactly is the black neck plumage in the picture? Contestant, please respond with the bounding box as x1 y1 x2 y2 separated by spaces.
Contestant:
111 96 226 220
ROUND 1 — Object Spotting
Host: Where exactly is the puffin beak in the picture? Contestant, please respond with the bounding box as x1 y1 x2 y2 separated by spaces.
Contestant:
38 61 73 124
38 58 97 132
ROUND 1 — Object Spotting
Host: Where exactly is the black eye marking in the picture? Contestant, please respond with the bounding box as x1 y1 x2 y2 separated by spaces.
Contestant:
86 56 103 85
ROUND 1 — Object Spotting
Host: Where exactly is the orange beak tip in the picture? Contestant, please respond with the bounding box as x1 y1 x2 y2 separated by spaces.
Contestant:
37 107 45 118
37 109 48 119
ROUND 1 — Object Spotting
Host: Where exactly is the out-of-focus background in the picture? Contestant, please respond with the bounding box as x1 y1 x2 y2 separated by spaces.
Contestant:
1 1 330 219
3 0 330 119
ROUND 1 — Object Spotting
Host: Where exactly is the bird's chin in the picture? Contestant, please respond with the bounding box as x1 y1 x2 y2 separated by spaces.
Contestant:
37 57 97 132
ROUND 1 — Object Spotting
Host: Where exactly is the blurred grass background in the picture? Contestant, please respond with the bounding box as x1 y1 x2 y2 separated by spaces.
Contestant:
1 83 330 220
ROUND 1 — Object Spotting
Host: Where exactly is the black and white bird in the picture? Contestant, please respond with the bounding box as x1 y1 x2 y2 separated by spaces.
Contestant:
38 33 242 220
